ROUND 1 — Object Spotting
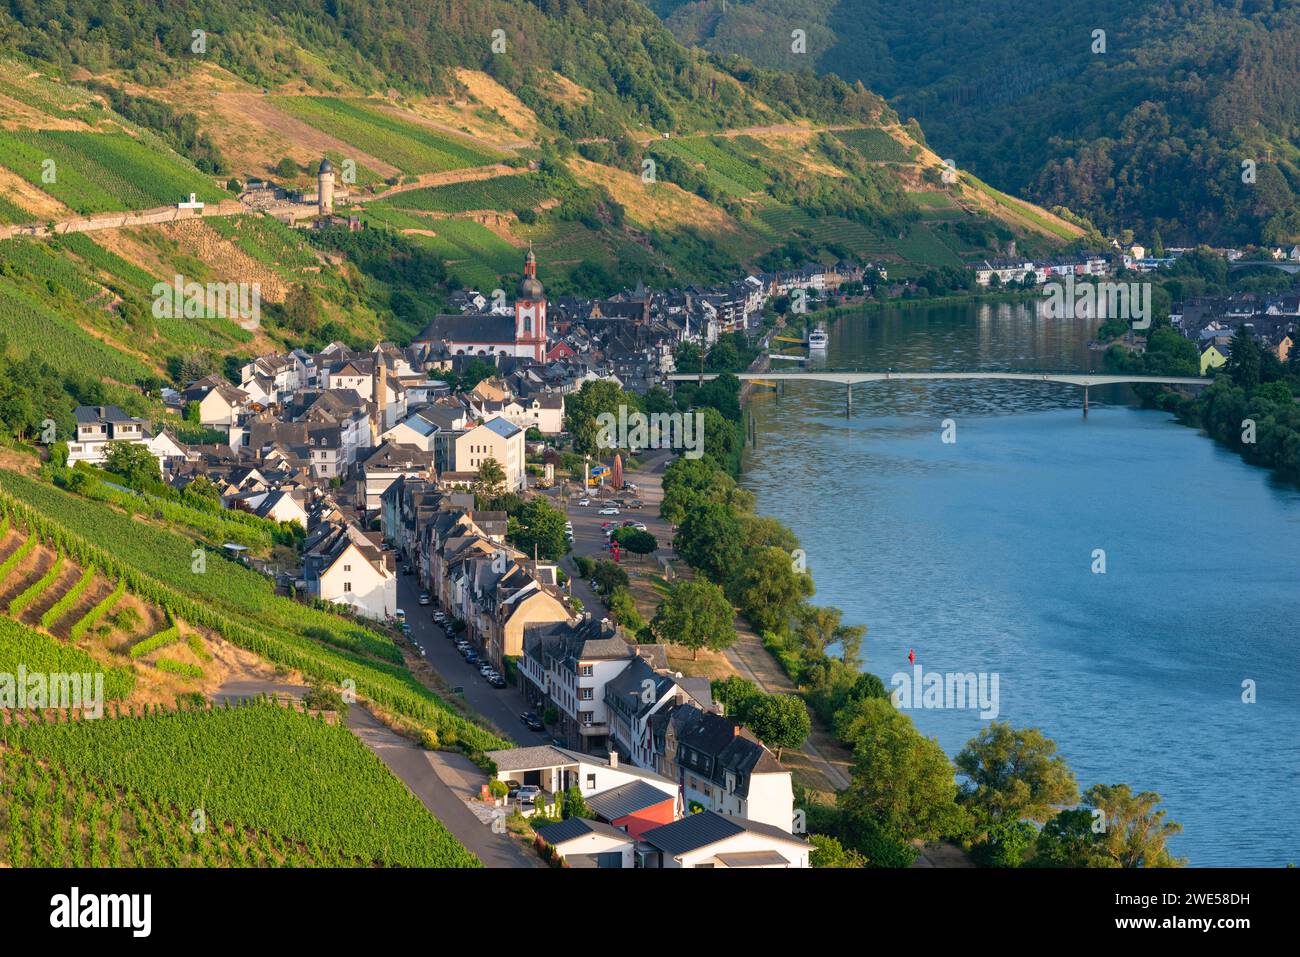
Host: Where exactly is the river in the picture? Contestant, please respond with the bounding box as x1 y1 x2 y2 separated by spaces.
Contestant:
740 301 1300 866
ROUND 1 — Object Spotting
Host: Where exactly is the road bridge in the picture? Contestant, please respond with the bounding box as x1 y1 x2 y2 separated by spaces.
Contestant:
668 370 1211 416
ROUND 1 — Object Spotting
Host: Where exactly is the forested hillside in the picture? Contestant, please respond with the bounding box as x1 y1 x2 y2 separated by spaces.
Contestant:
652 0 1300 245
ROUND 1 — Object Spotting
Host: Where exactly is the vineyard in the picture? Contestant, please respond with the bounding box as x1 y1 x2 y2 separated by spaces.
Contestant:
0 130 227 215
833 128 916 163
649 136 770 198
0 616 136 701
271 97 503 175
374 174 550 214
0 700 479 867
0 473 509 754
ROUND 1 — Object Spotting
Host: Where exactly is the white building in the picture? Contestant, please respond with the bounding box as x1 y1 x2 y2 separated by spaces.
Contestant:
302 522 397 620
454 416 525 491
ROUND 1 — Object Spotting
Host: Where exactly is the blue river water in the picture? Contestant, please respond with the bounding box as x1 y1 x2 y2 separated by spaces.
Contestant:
740 302 1300 866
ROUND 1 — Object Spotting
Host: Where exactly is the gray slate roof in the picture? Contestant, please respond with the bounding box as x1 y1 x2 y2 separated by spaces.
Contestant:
536 816 631 847
639 811 805 856
586 780 675 821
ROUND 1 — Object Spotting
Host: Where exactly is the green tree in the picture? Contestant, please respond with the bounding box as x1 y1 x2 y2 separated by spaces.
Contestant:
610 526 656 558
955 723 1079 826
675 502 744 582
510 498 568 561
651 578 736 660
809 834 868 868
1034 807 1113 868
1086 783 1185 868
474 458 506 500
743 693 811 759
103 441 161 486
566 380 639 455
591 560 629 595
605 586 645 632
727 545 813 634
837 698 964 843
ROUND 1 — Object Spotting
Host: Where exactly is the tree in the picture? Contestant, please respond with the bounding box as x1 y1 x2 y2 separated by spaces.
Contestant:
675 502 744 582
1086 783 1185 868
744 693 811 759
474 458 506 499
660 456 751 525
794 603 866 666
651 578 736 660
1034 807 1114 868
591 560 629 595
606 586 645 632
711 675 761 718
836 698 964 843
955 723 1079 826
975 820 1037 868
566 380 639 455
510 498 568 561
809 834 867 868
727 545 813 634
103 441 161 486
610 526 656 558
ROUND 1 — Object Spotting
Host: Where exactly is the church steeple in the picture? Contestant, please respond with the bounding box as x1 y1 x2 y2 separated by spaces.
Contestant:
514 245 547 362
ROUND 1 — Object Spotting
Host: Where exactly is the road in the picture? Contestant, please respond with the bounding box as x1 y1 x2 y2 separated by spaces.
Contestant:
396 574 551 747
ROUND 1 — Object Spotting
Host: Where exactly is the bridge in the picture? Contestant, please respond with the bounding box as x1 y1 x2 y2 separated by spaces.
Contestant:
667 370 1212 416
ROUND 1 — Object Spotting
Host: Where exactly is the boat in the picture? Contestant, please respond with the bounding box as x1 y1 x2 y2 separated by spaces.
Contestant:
807 328 829 351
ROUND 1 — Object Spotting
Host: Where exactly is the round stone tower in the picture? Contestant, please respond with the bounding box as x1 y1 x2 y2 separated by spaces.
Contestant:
317 157 335 216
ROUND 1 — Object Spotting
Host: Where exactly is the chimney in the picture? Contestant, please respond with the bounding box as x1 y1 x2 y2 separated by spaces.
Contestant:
608 751 618 769
733 724 741 737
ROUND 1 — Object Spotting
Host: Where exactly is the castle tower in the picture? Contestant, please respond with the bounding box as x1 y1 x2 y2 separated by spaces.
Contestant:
514 244 547 362
317 157 335 216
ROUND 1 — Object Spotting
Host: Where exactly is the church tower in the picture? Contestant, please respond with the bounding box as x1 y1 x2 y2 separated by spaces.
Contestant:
515 245 547 362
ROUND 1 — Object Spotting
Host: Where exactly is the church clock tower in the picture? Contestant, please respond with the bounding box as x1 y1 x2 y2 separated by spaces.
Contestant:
515 245 547 362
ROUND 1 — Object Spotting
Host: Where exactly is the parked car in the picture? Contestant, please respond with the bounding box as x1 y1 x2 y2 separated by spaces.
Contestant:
433 610 447 621
624 499 643 509
577 499 591 507
516 785 542 805
599 507 620 515
589 579 599 591
417 592 431 606
402 564 413 575
520 712 545 731
479 663 495 677
488 674 507 689
505 780 523 798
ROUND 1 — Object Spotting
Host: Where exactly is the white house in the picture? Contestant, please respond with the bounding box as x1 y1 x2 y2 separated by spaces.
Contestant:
66 406 170 470
302 522 396 620
638 811 809 868
454 416 525 491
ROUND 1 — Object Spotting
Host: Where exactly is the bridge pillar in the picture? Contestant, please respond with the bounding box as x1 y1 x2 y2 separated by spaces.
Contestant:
1083 385 1089 418
846 383 852 417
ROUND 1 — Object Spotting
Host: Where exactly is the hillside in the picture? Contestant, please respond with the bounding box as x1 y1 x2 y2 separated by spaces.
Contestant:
652 0 1300 246
0 1 1078 321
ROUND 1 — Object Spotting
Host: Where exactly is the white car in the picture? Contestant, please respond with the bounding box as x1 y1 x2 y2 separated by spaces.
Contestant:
599 507 620 516
577 499 591 507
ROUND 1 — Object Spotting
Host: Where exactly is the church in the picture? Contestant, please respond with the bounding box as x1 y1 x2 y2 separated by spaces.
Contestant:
415 247 548 362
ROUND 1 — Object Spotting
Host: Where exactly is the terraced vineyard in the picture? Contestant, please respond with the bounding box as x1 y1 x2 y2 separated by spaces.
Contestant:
0 473 508 753
649 136 770 198
373 174 549 213
0 615 136 702
0 131 227 214
0 700 479 867
834 128 916 163
272 97 503 175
